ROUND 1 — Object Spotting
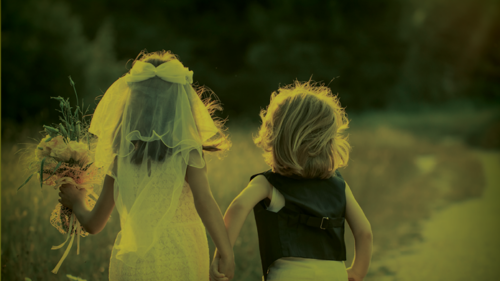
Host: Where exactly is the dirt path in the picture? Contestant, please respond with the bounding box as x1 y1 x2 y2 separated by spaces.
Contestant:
371 151 500 280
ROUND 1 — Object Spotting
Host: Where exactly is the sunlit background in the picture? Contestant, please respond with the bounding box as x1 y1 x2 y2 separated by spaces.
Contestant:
2 0 500 280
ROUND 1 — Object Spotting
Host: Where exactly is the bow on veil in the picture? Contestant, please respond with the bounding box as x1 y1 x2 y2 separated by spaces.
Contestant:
126 60 193 84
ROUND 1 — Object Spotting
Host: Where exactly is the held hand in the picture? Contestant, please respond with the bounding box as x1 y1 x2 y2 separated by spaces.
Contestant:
59 184 87 209
217 254 235 280
347 267 364 281
209 254 228 281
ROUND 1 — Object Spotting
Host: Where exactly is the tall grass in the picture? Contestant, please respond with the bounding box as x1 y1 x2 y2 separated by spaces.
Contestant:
1 115 486 280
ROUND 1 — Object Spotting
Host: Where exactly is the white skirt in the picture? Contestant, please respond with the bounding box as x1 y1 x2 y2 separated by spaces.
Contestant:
266 257 348 281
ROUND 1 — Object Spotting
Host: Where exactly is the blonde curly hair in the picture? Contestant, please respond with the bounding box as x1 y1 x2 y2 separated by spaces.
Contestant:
254 80 350 179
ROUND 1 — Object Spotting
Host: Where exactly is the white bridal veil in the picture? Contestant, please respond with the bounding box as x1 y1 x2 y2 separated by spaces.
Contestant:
89 60 218 266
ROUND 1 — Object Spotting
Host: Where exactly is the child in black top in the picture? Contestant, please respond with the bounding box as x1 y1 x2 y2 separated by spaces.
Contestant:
210 81 372 281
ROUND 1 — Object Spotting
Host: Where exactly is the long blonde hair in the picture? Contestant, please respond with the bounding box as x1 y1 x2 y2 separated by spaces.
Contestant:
254 80 350 179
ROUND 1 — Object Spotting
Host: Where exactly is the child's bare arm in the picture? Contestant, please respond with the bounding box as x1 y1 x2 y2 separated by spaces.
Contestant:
224 175 272 247
210 175 271 280
345 182 373 280
186 163 234 279
59 174 115 234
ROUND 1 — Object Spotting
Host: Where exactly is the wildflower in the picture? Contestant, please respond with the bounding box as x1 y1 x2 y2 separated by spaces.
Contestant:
67 141 92 167
37 135 71 161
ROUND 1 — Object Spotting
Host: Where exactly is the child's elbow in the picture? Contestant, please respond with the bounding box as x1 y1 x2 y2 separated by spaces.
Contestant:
354 224 373 240
362 228 373 240
362 227 373 240
193 193 214 209
85 227 98 235
84 225 102 235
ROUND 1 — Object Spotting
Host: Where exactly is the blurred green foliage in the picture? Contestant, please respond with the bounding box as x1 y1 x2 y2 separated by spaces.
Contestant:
2 0 499 126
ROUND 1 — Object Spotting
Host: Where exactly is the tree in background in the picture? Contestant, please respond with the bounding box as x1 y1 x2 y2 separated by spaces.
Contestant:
2 0 499 126
2 0 124 125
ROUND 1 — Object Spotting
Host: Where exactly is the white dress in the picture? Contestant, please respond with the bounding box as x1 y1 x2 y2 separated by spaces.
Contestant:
266 187 348 281
108 177 209 281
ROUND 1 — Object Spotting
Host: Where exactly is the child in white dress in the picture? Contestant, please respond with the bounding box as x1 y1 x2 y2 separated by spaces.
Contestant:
59 50 235 280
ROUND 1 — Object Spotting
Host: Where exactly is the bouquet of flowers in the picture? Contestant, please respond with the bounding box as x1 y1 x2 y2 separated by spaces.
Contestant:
17 77 103 274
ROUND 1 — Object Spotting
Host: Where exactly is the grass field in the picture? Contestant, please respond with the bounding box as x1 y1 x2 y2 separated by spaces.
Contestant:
1 109 491 281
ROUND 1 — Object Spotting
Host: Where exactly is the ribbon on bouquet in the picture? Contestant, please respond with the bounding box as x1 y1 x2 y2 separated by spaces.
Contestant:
51 213 81 274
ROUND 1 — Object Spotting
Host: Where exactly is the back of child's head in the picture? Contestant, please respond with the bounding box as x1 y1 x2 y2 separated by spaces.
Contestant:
123 50 230 165
254 80 350 179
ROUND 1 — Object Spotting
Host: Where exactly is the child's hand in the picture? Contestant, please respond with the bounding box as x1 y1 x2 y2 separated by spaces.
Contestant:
218 254 234 280
209 255 228 281
59 184 87 210
347 267 364 281
210 252 234 281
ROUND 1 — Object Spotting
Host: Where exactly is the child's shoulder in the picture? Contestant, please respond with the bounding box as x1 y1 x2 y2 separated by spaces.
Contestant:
235 173 274 206
249 174 272 189
249 174 274 201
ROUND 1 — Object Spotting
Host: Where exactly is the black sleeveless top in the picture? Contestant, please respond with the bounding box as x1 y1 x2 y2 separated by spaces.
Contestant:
251 170 347 280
